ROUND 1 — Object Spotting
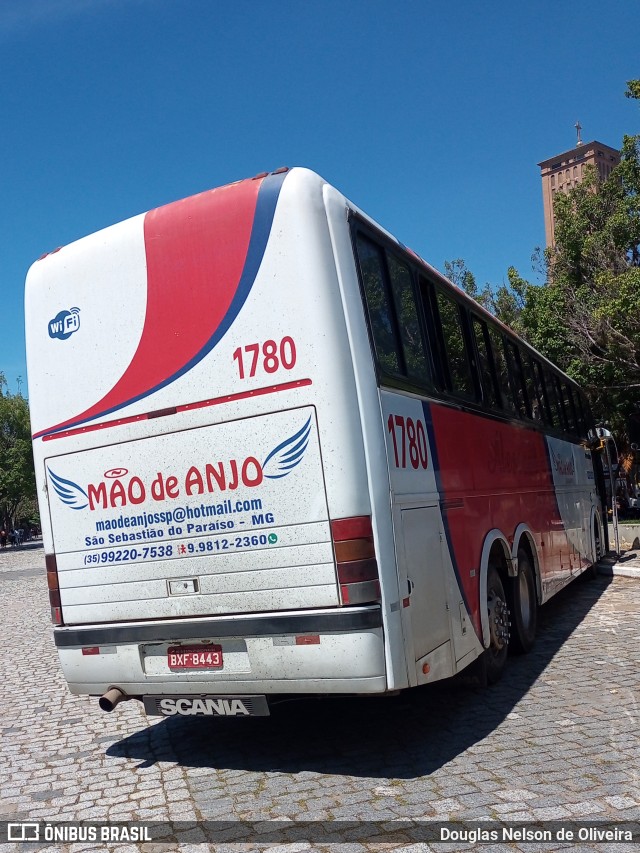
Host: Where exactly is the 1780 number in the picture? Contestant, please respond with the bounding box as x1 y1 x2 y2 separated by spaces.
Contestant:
387 414 429 469
233 337 296 379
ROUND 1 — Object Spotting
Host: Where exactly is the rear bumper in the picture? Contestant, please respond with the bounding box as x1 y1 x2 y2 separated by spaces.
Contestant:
54 605 388 696
54 605 382 646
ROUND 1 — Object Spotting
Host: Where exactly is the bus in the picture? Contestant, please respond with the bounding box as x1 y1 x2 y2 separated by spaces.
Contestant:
25 167 606 717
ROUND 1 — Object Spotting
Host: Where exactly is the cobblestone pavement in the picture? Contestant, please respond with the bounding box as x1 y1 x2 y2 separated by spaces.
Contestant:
0 544 638 852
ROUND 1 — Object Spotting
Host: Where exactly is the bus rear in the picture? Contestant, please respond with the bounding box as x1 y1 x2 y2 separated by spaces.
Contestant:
26 168 394 717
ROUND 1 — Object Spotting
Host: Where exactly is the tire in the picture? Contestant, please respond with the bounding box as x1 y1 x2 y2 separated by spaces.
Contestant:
484 565 509 684
509 549 537 654
586 518 603 579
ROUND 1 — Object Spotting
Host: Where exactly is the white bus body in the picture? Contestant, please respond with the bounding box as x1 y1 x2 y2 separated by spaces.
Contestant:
25 168 602 716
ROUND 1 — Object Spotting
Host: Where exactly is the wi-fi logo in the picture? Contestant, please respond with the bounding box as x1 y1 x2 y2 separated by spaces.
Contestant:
48 307 81 341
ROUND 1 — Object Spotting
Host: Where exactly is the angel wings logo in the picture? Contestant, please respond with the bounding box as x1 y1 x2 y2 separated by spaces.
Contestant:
262 416 312 479
47 416 313 512
48 468 89 510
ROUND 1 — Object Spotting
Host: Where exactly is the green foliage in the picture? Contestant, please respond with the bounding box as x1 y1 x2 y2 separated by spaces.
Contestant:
518 279 569 368
625 79 640 101
0 373 37 529
444 259 527 333
544 86 640 435
493 268 528 332
444 259 493 311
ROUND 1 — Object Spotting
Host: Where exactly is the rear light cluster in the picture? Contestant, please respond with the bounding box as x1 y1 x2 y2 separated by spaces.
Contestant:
331 516 381 606
45 553 63 626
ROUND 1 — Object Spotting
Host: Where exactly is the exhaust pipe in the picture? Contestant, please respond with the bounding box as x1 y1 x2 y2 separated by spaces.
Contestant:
99 687 128 712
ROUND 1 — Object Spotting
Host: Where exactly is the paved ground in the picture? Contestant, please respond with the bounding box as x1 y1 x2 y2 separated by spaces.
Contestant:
0 542 638 852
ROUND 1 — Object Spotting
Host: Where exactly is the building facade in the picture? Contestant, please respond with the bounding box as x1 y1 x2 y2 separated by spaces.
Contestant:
538 138 620 246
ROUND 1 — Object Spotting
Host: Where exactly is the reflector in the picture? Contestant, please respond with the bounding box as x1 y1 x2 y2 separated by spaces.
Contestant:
337 557 378 584
334 537 374 563
331 516 372 541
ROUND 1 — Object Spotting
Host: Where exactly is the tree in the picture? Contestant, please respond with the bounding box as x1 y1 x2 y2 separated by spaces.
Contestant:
444 259 527 330
0 373 37 530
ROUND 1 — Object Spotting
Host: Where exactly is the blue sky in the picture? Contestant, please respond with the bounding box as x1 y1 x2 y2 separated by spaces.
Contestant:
1 0 638 395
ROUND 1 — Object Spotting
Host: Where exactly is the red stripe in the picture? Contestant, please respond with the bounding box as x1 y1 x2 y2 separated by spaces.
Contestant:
36 178 263 439
430 404 561 638
41 379 313 441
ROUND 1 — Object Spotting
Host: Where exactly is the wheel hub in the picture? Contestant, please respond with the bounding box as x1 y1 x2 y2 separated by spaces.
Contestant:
488 591 510 650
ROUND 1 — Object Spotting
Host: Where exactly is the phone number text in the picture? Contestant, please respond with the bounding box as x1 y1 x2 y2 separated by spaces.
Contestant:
84 545 173 565
83 534 276 565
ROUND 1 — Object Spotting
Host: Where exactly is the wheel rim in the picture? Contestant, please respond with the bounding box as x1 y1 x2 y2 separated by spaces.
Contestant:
488 584 509 653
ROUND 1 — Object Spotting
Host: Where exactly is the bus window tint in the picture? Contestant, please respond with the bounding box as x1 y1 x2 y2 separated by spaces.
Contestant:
356 235 401 374
487 327 517 414
532 359 552 425
561 382 578 434
574 392 589 438
543 371 560 427
505 341 529 419
435 291 474 397
519 351 544 422
386 252 432 386
472 317 500 409
549 374 568 430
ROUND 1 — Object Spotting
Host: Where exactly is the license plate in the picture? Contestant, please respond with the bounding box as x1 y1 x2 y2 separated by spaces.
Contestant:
167 645 223 670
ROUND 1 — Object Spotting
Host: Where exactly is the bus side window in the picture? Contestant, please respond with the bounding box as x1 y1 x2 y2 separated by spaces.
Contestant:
505 340 530 420
355 234 402 375
434 290 475 398
386 252 433 387
574 391 588 438
542 370 560 428
487 326 517 415
417 275 447 389
550 374 569 431
554 377 572 432
472 316 500 409
561 382 578 435
520 350 543 422
532 358 553 426
581 395 597 438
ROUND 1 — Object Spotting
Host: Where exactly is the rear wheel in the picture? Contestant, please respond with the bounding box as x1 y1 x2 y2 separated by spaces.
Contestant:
586 517 603 579
484 565 509 684
509 549 537 654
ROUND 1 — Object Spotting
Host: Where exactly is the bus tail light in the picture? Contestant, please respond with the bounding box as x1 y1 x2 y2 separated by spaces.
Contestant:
45 553 63 626
331 516 381 606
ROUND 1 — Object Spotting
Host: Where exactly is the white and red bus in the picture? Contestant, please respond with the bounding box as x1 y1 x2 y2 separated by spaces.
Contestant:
25 167 606 717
